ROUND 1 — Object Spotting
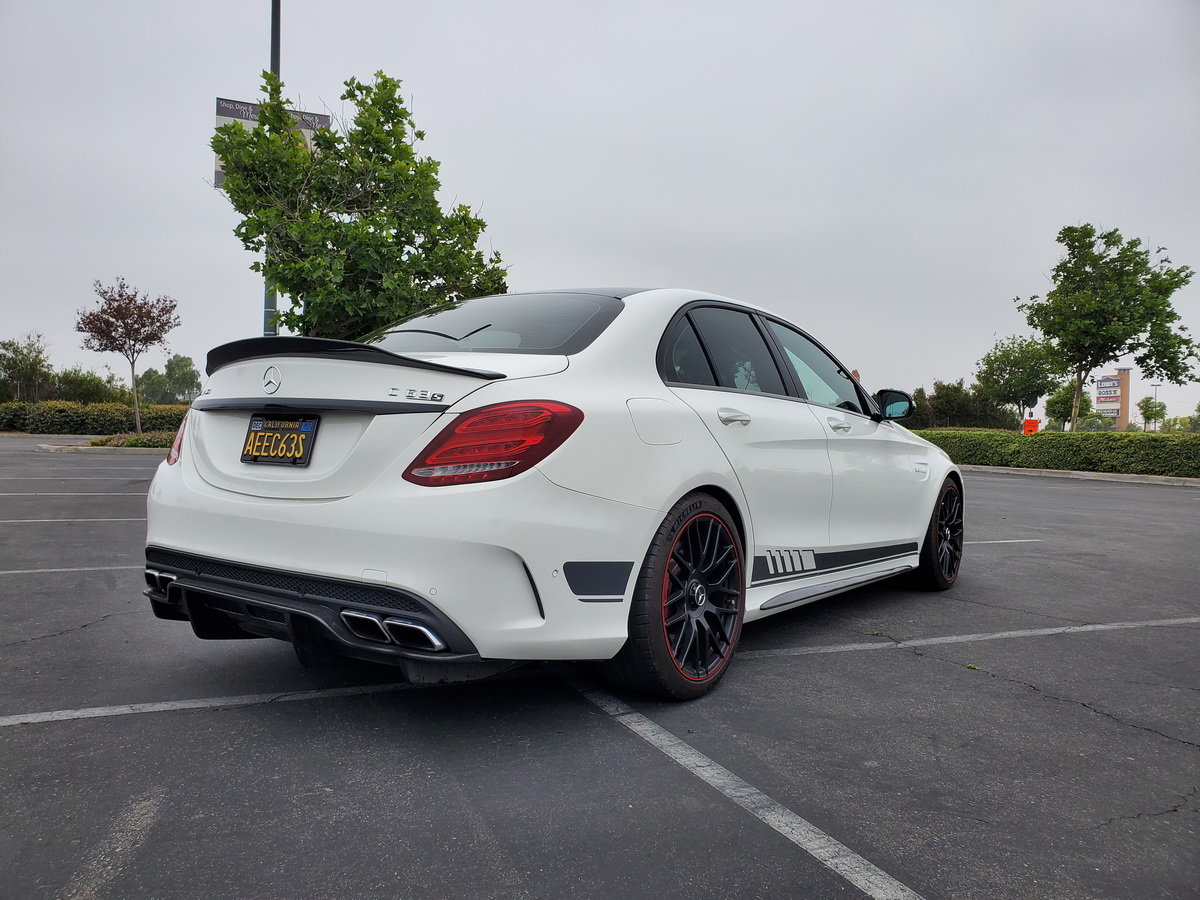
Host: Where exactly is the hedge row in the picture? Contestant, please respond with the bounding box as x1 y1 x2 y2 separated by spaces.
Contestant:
89 431 177 448
913 429 1200 479
0 401 187 435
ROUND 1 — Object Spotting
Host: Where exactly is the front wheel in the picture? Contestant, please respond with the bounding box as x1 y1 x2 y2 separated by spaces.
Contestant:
913 477 964 590
603 493 745 700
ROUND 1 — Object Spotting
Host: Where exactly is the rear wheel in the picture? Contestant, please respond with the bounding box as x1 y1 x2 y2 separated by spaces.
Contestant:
913 477 964 590
604 493 744 700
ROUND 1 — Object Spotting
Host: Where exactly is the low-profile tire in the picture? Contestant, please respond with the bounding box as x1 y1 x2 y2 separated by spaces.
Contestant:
603 492 745 700
913 477 964 591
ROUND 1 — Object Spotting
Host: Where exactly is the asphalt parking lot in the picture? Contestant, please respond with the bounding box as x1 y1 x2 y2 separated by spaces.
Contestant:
1 432 1197 900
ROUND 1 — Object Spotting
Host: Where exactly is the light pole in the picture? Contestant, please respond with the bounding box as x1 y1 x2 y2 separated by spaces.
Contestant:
1151 383 1162 432
263 0 281 336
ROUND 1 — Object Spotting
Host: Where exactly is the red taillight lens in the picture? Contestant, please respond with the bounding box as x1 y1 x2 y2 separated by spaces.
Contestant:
403 401 584 486
166 414 187 465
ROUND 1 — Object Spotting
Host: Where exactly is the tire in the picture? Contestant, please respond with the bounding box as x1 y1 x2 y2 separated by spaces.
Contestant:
603 492 745 700
913 477 964 591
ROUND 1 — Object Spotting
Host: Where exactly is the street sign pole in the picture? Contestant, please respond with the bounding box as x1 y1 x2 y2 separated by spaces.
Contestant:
263 0 282 336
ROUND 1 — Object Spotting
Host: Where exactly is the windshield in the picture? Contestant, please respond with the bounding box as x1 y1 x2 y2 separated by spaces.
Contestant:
364 292 624 355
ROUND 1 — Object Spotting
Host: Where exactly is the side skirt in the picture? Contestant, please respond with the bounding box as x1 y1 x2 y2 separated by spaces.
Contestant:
744 561 916 622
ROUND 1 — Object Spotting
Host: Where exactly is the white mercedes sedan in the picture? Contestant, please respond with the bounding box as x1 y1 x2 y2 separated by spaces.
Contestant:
145 288 963 699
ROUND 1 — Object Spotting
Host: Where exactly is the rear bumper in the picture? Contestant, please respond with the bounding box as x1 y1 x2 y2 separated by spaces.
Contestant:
146 461 664 661
144 548 480 665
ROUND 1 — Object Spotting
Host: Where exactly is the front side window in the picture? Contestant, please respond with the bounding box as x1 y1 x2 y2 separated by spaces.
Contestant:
688 307 786 395
365 292 624 355
765 321 864 414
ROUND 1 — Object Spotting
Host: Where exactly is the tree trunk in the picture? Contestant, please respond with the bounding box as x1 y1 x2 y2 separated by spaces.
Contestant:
1068 373 1084 432
129 359 142 435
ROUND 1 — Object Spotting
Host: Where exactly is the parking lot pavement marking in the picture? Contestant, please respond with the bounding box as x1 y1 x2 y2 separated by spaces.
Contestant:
0 565 144 576
578 686 924 900
738 617 1200 660
0 683 414 728
0 492 147 496
963 539 1044 544
0 518 146 524
58 790 164 900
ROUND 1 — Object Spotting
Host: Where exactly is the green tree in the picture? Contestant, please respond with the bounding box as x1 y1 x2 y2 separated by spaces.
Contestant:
51 366 127 403
1018 224 1196 431
139 355 201 404
974 335 1061 419
77 277 180 433
910 379 1020 429
0 332 54 402
213 71 507 339
1136 396 1167 432
1044 381 1093 425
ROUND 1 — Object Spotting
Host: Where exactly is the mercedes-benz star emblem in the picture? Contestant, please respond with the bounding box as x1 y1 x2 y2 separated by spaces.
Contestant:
262 366 282 394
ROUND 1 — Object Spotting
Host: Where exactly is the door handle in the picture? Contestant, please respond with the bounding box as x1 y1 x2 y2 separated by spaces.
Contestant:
718 408 751 426
827 417 852 433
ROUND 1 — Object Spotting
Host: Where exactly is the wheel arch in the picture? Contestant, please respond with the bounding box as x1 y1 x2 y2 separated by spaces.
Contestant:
687 483 749 561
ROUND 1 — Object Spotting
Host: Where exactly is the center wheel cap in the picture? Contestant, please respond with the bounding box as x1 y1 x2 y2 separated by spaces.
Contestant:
688 581 708 609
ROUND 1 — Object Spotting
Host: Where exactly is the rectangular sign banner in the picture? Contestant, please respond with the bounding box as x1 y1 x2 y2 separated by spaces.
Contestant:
214 98 332 186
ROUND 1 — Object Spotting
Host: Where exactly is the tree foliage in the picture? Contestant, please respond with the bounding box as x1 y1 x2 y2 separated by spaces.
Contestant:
77 277 180 433
1018 224 1196 430
906 380 1020 430
974 334 1061 419
51 366 129 404
213 71 507 339
139 355 201 404
0 332 54 402
1136 396 1167 432
1044 381 1092 424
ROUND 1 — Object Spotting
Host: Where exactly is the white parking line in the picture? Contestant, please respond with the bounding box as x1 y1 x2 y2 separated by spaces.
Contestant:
0 518 146 524
0 683 413 727
963 539 1044 544
0 565 144 576
738 617 1200 659
59 790 164 900
579 687 923 899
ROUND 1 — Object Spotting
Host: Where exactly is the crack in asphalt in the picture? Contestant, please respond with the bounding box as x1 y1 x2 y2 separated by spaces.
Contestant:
1 610 139 649
1096 786 1198 828
906 647 1200 750
938 594 1086 625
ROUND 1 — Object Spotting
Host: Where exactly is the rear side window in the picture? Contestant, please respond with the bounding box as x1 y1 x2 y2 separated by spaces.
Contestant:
365 292 624 355
688 307 786 395
661 318 717 386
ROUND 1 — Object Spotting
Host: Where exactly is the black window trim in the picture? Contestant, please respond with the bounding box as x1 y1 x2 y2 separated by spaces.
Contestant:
657 301 792 402
657 300 880 418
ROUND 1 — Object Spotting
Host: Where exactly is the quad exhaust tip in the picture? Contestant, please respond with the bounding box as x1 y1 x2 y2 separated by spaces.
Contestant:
144 568 178 593
339 610 446 652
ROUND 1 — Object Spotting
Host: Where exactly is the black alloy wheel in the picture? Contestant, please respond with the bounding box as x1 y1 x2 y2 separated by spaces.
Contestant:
914 477 964 590
604 492 745 700
662 512 741 680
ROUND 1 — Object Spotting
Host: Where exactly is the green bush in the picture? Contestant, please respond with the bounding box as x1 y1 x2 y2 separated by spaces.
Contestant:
913 429 1200 478
912 429 1021 466
89 431 176 448
13 401 188 435
0 401 32 431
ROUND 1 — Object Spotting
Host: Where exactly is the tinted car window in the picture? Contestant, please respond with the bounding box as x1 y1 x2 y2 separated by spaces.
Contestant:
689 307 786 395
365 292 623 355
765 320 864 414
661 317 717 386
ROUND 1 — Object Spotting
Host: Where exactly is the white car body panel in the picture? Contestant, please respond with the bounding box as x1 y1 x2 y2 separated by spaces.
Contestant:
145 287 959 669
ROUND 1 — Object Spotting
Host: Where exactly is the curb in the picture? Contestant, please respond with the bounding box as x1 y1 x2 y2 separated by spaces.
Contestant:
37 444 167 455
959 464 1199 487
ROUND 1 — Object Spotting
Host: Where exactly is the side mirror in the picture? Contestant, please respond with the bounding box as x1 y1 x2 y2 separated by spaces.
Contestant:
875 389 915 421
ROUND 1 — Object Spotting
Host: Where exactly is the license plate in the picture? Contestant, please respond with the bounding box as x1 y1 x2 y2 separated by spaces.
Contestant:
240 414 320 466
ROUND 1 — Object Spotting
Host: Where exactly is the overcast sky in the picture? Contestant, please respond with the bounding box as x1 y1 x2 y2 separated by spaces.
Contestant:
2 0 1197 419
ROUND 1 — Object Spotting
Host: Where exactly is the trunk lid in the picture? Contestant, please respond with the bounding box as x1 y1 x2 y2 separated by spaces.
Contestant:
189 341 566 500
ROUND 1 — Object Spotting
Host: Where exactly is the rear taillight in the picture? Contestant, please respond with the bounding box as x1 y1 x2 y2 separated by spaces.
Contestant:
166 414 187 465
403 401 584 486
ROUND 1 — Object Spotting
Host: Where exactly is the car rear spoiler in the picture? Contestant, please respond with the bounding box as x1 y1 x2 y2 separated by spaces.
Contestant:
205 336 505 380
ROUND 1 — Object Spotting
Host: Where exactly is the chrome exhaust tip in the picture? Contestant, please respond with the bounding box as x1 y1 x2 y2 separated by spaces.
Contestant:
144 568 178 593
339 610 390 643
383 618 446 652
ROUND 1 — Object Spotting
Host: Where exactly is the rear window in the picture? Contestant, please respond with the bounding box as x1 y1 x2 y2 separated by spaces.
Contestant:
364 292 624 355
